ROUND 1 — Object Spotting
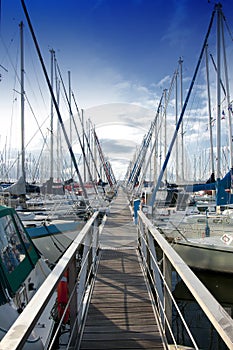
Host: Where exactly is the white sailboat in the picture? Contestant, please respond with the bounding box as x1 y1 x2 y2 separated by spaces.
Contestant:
0 204 56 348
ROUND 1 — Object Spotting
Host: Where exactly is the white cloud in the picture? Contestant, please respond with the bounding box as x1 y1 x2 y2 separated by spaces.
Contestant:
157 75 171 88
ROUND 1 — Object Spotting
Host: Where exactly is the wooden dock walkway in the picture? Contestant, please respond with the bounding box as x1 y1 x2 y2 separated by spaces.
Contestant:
79 188 166 349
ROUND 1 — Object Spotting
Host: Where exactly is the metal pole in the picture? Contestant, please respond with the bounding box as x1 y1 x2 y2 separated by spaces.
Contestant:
20 21 26 184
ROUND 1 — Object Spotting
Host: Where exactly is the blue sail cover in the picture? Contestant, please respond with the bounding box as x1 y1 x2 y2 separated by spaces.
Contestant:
184 169 232 192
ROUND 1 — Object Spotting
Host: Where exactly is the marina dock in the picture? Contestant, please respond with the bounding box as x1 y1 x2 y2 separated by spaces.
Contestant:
79 189 166 349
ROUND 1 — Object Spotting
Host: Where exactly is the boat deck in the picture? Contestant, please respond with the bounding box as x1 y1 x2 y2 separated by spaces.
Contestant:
78 188 166 349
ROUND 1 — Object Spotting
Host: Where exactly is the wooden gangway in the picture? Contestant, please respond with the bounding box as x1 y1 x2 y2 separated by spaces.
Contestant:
79 189 166 349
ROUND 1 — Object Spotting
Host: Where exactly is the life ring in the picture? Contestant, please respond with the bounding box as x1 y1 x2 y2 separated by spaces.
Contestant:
57 270 70 324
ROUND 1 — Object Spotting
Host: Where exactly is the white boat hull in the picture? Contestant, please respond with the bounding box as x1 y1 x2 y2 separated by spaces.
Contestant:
172 236 233 274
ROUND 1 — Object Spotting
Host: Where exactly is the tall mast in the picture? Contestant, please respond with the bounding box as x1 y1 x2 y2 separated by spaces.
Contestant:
154 117 158 185
179 57 184 181
220 9 233 170
158 109 162 174
82 109 86 182
55 57 61 181
20 21 26 184
175 68 179 182
163 88 167 183
68 70 73 177
216 3 221 181
205 44 215 179
50 49 55 180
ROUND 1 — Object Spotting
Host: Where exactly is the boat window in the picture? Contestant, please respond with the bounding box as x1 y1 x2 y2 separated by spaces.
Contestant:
0 214 26 273
13 213 32 253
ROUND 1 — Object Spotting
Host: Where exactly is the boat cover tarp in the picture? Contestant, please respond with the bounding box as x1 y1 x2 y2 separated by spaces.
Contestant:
184 170 232 192
40 177 65 195
3 176 26 196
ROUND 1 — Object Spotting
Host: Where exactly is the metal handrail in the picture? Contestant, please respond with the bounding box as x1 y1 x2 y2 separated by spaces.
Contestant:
138 210 233 349
138 224 199 349
0 210 100 350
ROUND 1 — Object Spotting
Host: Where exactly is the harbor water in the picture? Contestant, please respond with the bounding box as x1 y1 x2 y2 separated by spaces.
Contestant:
173 269 233 349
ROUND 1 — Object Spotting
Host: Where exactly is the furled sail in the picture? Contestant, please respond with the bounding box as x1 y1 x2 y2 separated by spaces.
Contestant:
3 176 26 196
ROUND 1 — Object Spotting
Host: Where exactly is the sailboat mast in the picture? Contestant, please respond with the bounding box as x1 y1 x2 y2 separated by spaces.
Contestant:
179 57 184 181
82 109 86 182
50 49 55 180
216 3 221 180
220 11 233 170
205 44 215 178
55 57 61 181
68 70 73 177
20 21 26 184
175 68 179 182
163 88 167 183
154 116 158 185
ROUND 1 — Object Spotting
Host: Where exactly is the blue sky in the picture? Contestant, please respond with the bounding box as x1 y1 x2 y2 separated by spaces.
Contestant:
1 0 233 180
2 0 233 107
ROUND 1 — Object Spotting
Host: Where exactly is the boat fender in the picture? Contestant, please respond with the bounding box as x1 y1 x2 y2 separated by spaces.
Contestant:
57 270 70 324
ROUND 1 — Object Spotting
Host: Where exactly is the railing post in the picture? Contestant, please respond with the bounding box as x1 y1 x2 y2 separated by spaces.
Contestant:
137 214 143 246
147 233 164 319
92 215 99 268
140 220 148 264
163 254 173 339
77 231 91 326
68 255 77 345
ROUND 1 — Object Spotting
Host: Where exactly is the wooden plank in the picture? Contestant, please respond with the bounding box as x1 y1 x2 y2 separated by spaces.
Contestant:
92 285 149 293
90 295 151 302
85 324 159 334
87 305 155 314
82 331 162 340
80 339 164 349
85 315 159 326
